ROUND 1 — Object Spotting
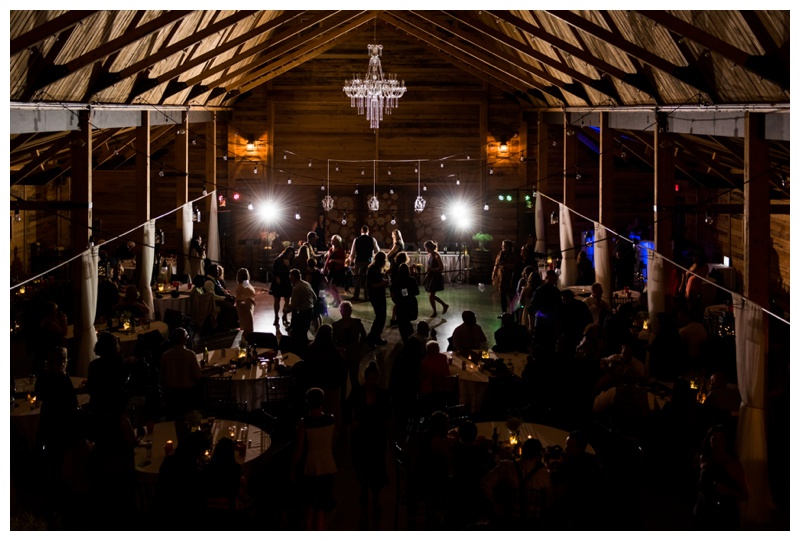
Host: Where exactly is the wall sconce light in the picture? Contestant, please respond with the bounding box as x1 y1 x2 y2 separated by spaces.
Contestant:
498 142 509 155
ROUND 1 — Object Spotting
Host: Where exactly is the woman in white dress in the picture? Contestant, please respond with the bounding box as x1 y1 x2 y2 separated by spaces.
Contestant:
234 268 257 339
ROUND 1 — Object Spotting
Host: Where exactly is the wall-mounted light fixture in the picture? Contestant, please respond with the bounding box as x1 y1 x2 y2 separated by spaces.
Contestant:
498 141 509 155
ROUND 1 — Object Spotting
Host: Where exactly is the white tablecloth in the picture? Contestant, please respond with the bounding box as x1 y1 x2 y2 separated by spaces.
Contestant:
406 253 470 284
446 351 528 413
708 264 737 291
10 388 90 451
200 349 300 410
153 293 191 320
474 421 594 454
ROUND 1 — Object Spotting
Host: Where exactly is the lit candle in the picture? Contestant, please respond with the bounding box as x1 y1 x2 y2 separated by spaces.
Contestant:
122 320 131 331
157 283 165 292
164 440 174 455
509 434 518 446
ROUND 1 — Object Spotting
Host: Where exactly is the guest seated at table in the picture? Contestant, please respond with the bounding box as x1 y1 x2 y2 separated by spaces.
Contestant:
583 282 609 326
110 260 132 289
559 289 593 350
551 430 603 529
481 438 553 529
201 436 246 525
597 342 646 390
389 320 429 421
160 327 201 420
113 284 150 319
115 239 136 261
603 301 636 356
154 430 209 529
331 301 367 394
647 312 687 380
449 310 487 354
418 341 450 398
451 420 496 527
493 312 530 353
87 332 126 413
204 263 239 331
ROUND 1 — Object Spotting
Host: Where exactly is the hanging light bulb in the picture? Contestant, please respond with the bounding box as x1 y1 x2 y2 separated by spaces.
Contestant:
222 155 228 161
705 212 714 225
441 213 447 221
354 184 359 195
532 186 538 198
550 210 559 225
341 212 347 225
191 135 197 145
283 151 287 160
247 202 254 211
295 209 301 220
414 165 418 173
202 185 208 196
308 158 312 168
552 138 557 147
321 181 325 191
484 202 489 211
414 196 426 213
466 153 471 160
456 174 460 186
113 147 119 156
620 146 627 158
566 127 575 136
287 173 292 185
253 164 258 174
335 163 339 172
388 167 392 176
390 214 397 225
575 169 581 181
440 162 444 168
519 153 525 162
489 166 494 175
361 168 365 176
159 164 165 177
389 185 394 195
423 184 427 192
368 195 379 212
14 203 21 222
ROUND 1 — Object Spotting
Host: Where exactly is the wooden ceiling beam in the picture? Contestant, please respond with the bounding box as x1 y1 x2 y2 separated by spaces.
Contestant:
386 12 562 102
671 134 742 191
487 11 656 98
10 10 98 56
635 10 788 90
10 136 74 185
739 10 784 59
546 10 712 95
30 11 194 95
219 11 372 92
446 10 621 103
409 11 589 103
236 15 375 94
666 29 723 104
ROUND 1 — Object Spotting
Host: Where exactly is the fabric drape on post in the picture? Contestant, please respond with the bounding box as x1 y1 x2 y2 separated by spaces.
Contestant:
558 203 576 287
647 251 666 326
78 246 99 377
181 202 193 277
593 223 612 303
733 295 773 527
207 191 220 265
139 220 156 321
534 194 546 254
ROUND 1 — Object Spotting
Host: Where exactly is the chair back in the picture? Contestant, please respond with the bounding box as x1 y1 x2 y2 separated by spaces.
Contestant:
248 332 279 350
204 376 232 404
263 375 292 404
432 374 459 406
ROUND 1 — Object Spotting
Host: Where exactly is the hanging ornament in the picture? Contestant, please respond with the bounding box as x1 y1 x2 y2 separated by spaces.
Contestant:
287 173 292 185
368 195 380 212
341 212 347 225
322 195 334 212
354 184 359 195
389 185 394 195
390 214 397 225
295 209 301 220
414 196 426 213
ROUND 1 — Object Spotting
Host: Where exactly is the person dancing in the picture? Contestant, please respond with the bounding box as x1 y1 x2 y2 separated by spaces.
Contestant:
423 240 449 318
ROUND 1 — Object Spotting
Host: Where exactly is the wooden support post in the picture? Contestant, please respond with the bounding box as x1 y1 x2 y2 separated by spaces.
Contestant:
205 112 217 223
598 112 614 229
563 114 576 211
175 112 189 274
654 112 675 260
744 113 770 307
135 110 151 285
70 110 92 369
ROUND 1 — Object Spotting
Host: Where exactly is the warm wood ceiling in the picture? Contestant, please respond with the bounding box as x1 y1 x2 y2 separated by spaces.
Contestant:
9 10 791 197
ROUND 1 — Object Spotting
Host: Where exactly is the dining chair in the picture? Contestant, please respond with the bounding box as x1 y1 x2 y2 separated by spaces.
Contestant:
432 374 459 407
203 376 232 415
261 375 293 419
247 332 279 350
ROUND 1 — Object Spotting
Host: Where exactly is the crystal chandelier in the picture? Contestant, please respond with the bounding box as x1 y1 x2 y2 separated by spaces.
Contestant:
343 44 406 130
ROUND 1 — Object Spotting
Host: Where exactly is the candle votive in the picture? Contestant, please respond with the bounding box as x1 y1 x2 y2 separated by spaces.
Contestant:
164 440 174 455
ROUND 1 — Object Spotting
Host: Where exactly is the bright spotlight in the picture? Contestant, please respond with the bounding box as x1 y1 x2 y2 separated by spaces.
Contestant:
447 201 472 230
257 200 282 222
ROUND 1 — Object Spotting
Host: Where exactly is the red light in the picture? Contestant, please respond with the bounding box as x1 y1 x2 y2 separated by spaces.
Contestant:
233 192 240 200
674 183 680 192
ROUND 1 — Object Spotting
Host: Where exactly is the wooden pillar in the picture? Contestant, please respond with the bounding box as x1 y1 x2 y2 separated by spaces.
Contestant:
175 112 189 272
135 111 151 283
744 113 770 307
70 110 92 361
654 112 675 260
563 114 576 210
205 112 217 213
535 113 547 193
598 112 614 228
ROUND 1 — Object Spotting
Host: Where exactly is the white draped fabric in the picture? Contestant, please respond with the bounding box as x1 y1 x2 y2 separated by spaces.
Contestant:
558 203 576 287
593 224 612 303
77 247 99 377
647 251 666 326
181 202 194 277
534 194 546 254
733 295 773 526
139 220 156 321
207 191 220 265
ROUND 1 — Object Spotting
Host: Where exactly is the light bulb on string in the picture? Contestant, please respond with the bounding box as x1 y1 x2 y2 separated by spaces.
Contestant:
489 166 493 175
388 167 392 176
441 213 447 221
414 165 418 173
308 158 312 168
354 185 359 195
222 155 228 161
389 185 394 195
253 165 258 174
390 215 396 225
283 151 287 160
361 168 365 176
552 138 557 147
519 153 525 162
202 185 208 196
484 202 489 211
159 164 165 177
14 203 21 222
456 174 460 186
341 212 347 225
321 181 325 191
575 168 581 180
423 184 427 192
287 173 292 185
335 163 339 172
247 202 254 211
440 162 444 168
295 209 301 220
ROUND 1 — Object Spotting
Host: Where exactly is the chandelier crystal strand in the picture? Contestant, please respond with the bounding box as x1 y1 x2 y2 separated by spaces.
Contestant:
368 160 379 211
343 44 406 130
414 159 426 213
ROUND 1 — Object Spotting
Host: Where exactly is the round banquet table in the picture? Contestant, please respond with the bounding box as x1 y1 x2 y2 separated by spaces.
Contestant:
66 320 169 358
152 291 192 321
134 418 271 478
446 351 528 413
10 376 89 451
611 289 641 310
474 421 595 454
562 285 592 298
200 348 301 410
